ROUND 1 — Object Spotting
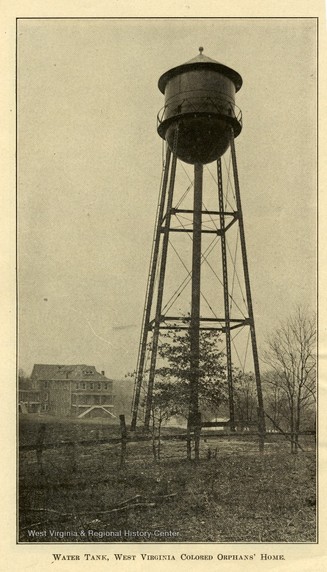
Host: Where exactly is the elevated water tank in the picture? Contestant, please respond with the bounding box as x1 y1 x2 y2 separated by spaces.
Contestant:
157 48 243 164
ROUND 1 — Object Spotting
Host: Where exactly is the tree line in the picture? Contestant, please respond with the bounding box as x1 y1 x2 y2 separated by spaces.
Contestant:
19 306 316 456
140 306 316 455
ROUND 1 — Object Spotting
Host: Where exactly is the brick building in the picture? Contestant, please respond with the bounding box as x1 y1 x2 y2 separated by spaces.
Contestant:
19 364 115 419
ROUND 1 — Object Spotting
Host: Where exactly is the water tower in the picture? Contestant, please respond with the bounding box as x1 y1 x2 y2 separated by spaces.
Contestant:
131 48 265 453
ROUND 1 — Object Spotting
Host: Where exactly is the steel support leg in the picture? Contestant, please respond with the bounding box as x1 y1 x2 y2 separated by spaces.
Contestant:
217 158 235 432
131 146 172 431
230 134 266 452
144 139 179 430
189 162 203 461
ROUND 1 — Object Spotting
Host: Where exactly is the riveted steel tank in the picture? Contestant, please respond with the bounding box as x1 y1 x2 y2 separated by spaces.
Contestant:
157 48 243 164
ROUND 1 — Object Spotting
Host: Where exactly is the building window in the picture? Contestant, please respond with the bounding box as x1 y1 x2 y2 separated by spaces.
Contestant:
97 382 101 390
76 382 79 390
82 382 86 390
90 382 94 390
104 383 108 390
44 381 48 389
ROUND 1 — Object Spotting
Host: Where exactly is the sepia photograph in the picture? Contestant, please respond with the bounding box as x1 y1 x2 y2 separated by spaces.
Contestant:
17 17 317 546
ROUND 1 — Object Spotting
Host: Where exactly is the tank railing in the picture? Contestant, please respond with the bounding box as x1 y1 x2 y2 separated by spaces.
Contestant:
157 96 242 128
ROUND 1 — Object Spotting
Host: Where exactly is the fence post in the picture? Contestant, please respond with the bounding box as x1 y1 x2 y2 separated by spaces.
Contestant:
36 423 46 474
119 415 127 468
194 412 202 462
186 425 192 460
68 441 77 473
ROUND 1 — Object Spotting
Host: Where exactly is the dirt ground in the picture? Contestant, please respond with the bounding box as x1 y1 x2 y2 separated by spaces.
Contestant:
18 416 316 543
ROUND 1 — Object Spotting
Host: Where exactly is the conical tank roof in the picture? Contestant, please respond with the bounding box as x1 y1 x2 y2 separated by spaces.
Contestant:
158 47 242 94
184 48 220 65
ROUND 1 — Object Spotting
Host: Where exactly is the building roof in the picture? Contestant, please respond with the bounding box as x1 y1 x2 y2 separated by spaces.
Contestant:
209 417 230 423
31 364 112 382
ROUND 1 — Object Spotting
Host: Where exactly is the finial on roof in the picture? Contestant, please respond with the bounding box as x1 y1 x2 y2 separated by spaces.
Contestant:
199 46 204 54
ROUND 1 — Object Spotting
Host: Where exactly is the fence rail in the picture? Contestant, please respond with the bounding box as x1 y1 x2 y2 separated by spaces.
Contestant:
19 430 315 452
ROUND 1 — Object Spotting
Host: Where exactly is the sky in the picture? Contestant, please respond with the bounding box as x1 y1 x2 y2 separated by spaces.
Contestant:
18 18 317 379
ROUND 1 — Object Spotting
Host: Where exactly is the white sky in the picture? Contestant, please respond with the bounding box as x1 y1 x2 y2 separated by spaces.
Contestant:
18 18 317 378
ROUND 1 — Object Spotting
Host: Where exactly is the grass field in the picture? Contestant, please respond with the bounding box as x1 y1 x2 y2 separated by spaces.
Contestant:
18 416 316 543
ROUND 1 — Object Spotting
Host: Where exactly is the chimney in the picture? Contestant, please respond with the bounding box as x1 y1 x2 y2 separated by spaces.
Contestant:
101 370 105 376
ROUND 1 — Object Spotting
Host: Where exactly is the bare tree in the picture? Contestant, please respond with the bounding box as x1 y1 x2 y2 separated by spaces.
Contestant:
262 374 289 431
149 400 174 463
233 371 258 431
18 368 31 389
263 307 316 452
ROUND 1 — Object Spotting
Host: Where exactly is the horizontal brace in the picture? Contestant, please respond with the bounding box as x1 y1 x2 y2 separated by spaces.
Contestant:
162 316 247 324
153 324 249 333
171 208 237 216
148 317 250 330
156 326 226 331
160 227 221 235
